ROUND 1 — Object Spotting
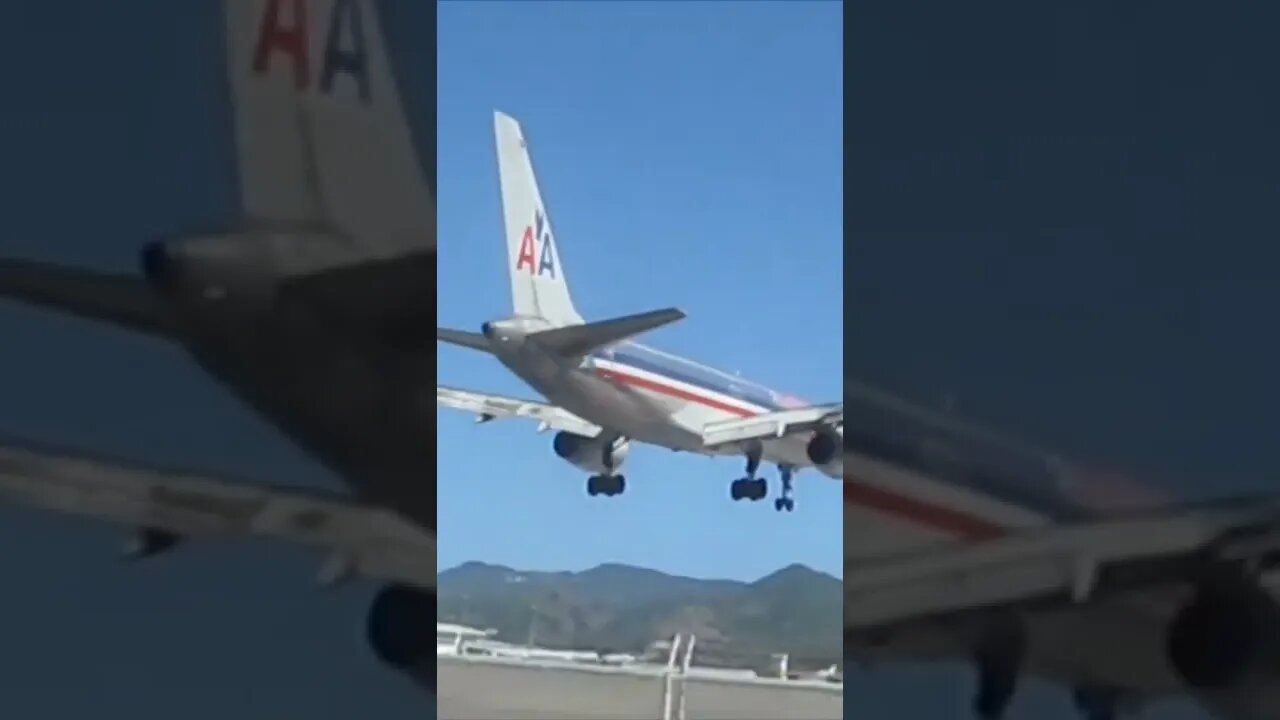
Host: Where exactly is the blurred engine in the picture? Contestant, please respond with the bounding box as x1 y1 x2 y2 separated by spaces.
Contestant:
1167 568 1279 689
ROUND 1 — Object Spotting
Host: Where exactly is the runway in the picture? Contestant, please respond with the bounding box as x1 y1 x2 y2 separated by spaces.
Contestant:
437 655 842 720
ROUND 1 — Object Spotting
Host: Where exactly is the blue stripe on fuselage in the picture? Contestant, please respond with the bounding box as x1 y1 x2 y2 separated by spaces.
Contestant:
842 390 1092 522
590 342 786 412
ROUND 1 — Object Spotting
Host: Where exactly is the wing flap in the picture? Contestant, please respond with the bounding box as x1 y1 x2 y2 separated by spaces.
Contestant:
436 386 602 438
845 502 1280 631
0 443 435 590
702 403 843 448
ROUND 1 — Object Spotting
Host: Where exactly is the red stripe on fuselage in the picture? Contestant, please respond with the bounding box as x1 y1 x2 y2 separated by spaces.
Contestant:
595 367 759 418
844 476 1009 541
597 363 1011 541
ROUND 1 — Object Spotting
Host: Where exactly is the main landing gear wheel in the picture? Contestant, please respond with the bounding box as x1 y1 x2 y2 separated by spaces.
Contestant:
587 474 626 497
730 477 767 501
731 442 768 503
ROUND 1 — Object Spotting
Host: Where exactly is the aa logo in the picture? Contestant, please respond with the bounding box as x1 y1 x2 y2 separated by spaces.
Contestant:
251 0 372 105
515 210 556 278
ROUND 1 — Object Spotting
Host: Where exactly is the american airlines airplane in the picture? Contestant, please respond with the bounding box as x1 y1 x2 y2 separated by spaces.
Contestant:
0 0 436 691
437 112 844 512
837 381 1280 720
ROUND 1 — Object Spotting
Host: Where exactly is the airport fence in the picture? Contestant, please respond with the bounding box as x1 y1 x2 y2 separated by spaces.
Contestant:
435 633 842 720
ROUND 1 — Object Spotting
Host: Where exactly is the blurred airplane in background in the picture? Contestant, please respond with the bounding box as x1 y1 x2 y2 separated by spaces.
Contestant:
0 0 438 692
840 380 1280 720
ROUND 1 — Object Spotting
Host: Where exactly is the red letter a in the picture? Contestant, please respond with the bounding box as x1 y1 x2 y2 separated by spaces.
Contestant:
252 0 310 90
515 227 536 272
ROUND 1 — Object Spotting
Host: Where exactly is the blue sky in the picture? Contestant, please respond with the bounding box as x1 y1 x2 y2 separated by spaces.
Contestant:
437 1 843 581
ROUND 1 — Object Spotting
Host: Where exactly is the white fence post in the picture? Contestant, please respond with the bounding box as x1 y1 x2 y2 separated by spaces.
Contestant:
662 634 683 720
676 634 696 720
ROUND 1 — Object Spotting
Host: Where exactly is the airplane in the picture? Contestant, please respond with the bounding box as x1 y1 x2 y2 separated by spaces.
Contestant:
436 111 843 512
0 0 439 691
835 379 1280 720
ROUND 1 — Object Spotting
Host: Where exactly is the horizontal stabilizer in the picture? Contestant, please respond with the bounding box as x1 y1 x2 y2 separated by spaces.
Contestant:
530 307 686 358
0 258 173 338
437 327 491 352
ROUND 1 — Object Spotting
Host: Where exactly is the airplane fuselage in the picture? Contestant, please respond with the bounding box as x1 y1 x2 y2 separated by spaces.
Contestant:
165 288 438 533
482 319 814 470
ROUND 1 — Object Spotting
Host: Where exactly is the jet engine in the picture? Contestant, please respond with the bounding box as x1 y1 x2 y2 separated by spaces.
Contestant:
807 427 843 477
1166 567 1280 690
140 230 364 310
120 527 182 561
553 431 630 474
366 583 436 685
140 234 283 310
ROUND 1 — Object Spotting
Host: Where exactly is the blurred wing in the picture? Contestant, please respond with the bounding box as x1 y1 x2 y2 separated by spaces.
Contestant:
0 441 435 590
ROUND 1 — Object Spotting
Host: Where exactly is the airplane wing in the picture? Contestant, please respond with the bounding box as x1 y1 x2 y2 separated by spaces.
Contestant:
700 403 843 448
437 385 603 438
0 441 435 590
844 500 1279 628
844 495 1280 711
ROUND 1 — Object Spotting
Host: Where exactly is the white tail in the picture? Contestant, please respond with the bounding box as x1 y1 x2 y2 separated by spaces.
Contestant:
494 111 583 327
223 0 433 258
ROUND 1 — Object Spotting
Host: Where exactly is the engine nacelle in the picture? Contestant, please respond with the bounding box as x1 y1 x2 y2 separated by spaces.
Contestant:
553 431 630 474
807 427 843 477
1166 568 1280 690
367 584 436 679
120 527 182 561
140 231 369 310
141 234 282 310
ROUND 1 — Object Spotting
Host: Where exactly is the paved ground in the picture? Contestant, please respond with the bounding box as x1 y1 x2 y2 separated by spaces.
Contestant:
437 656 842 720
682 676 843 720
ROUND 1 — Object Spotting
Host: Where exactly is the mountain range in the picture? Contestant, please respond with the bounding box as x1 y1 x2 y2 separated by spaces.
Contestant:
438 561 842 672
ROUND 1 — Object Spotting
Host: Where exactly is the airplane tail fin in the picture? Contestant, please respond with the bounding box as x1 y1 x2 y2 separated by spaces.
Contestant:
494 111 583 327
224 0 433 257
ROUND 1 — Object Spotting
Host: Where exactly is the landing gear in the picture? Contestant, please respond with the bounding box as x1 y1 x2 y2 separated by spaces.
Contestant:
587 474 626 497
1072 686 1120 720
586 435 627 497
731 443 768 502
728 448 796 511
730 477 767 501
971 614 1027 720
774 465 796 512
